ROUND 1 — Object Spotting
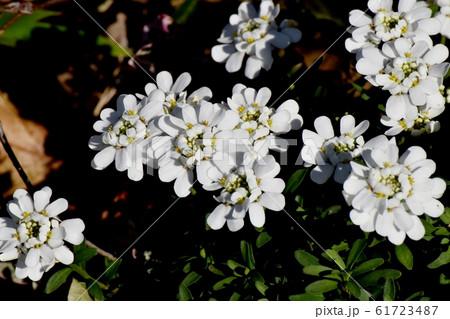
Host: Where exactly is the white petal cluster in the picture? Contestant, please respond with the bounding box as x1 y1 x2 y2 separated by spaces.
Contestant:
342 135 446 245
346 0 441 56
206 155 285 232
346 0 449 136
436 0 450 39
89 71 303 230
300 115 369 184
211 0 301 79
0 187 85 281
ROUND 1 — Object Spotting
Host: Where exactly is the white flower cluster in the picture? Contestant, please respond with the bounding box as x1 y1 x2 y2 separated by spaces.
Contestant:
346 0 450 136
300 115 370 184
211 0 302 79
89 71 303 231
343 135 446 245
0 187 85 281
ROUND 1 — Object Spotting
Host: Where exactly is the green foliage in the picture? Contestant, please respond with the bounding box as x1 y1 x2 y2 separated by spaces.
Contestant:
44 267 73 294
395 243 414 270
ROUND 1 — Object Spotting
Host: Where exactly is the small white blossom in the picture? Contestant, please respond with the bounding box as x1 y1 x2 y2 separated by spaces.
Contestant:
206 155 285 231
301 115 369 184
211 0 301 78
0 187 85 281
342 135 446 245
345 0 441 56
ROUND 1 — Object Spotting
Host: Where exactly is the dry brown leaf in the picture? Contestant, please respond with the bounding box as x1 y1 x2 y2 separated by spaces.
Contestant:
0 92 62 197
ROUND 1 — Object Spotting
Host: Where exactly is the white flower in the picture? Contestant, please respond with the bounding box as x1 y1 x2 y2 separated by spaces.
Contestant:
356 38 449 117
301 115 369 184
436 0 450 39
151 101 242 197
211 0 301 78
345 0 441 56
206 155 285 231
226 84 303 155
89 92 165 181
0 187 85 281
342 135 446 245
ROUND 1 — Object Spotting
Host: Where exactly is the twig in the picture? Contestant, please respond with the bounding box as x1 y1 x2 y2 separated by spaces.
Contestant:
86 239 117 261
0 121 34 190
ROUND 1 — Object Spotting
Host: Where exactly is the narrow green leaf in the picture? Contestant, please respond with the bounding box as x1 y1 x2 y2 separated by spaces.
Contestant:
230 292 240 301
395 243 413 270
346 239 367 269
346 281 361 298
67 278 93 301
440 207 450 224
427 246 450 269
303 265 333 276
256 231 272 248
289 293 325 301
213 276 237 291
74 247 98 265
226 259 245 270
86 279 104 301
294 249 320 267
255 281 269 296
322 249 345 270
284 169 308 193
359 269 402 287
352 258 384 276
181 271 202 287
208 265 225 276
179 284 193 301
305 279 338 294
173 0 198 24
383 277 396 301
405 291 424 301
45 267 73 294
104 258 122 283
440 273 450 285
240 240 256 270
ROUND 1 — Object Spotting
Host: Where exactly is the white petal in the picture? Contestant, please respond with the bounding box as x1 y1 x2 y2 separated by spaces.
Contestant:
33 189 51 212
314 116 334 139
171 72 191 93
25 248 40 267
207 205 229 230
259 192 285 211
45 198 68 218
54 245 74 265
423 44 449 65
259 178 285 193
174 170 193 198
227 218 245 232
92 146 116 170
156 71 173 92
310 164 335 184
244 55 264 79
60 219 85 245
249 203 265 228
225 51 245 73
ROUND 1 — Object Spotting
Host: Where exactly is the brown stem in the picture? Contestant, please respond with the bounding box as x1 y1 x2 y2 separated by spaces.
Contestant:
86 240 117 261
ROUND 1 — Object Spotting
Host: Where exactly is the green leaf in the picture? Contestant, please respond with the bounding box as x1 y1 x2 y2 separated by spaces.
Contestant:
383 277 396 301
346 239 367 269
284 169 308 193
240 240 256 270
395 243 413 270
294 249 320 267
69 264 108 290
173 0 198 25
346 281 361 298
289 293 325 301
352 258 384 276
427 246 450 269
208 265 225 276
179 284 193 301
303 265 333 276
230 292 240 301
359 269 402 287
74 247 98 265
322 249 345 270
86 279 104 301
45 267 73 294
440 207 450 224
104 258 122 283
213 276 237 291
67 278 93 301
256 231 272 248
405 291 424 301
226 259 245 271
255 281 269 296
0 10 60 47
181 271 202 287
305 279 338 294
440 273 450 285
